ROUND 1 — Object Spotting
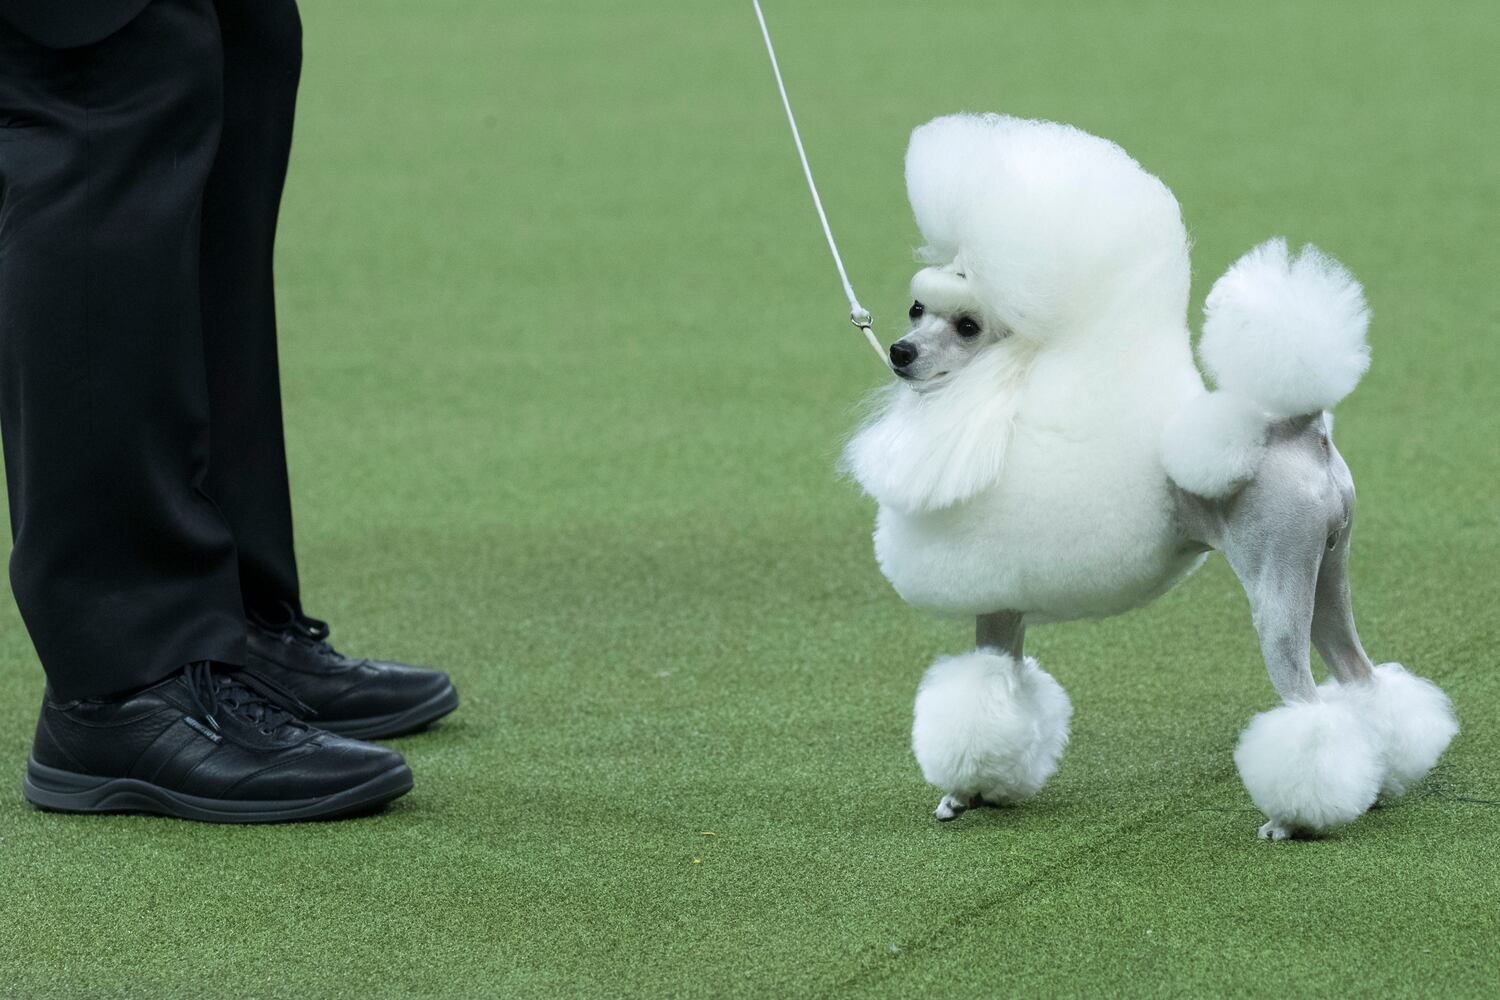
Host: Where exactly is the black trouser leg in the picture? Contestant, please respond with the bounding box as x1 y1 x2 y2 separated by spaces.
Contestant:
200 0 304 621
0 0 247 700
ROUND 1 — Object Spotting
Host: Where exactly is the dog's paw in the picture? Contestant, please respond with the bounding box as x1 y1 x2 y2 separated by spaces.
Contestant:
1234 699 1380 835
934 794 971 821
1257 819 1299 841
913 652 1072 807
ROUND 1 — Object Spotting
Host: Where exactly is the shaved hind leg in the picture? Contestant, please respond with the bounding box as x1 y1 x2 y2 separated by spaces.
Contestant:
1219 424 1382 839
1311 503 1457 799
1311 512 1375 684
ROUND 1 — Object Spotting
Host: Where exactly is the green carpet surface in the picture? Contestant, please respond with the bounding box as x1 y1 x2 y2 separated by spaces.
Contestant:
1 1 1496 996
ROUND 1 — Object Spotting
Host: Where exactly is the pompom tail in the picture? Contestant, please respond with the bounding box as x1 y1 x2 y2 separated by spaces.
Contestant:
1201 239 1370 419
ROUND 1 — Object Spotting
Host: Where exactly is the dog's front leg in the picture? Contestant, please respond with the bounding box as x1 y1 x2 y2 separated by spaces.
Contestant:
976 610 1025 657
933 793 981 821
914 610 1071 822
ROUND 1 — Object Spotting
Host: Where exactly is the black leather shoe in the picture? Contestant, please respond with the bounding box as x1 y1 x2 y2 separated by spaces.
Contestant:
22 662 413 822
245 605 458 739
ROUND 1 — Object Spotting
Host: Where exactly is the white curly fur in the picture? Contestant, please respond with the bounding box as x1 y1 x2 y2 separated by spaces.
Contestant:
842 336 1036 514
1321 664 1458 796
1201 239 1371 419
1234 698 1382 836
851 113 1441 841
905 114 1190 340
911 650 1072 803
1160 389 1269 498
855 114 1205 620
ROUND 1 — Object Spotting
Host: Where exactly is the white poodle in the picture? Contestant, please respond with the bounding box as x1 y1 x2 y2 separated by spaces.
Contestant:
844 113 1457 840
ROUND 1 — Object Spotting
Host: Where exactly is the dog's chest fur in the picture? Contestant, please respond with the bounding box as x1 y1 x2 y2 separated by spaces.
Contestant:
852 331 1205 621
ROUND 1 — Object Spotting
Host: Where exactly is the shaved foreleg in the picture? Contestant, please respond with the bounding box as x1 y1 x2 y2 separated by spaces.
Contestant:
976 610 1025 658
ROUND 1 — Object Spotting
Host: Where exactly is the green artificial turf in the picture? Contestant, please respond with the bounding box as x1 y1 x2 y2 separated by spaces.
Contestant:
1 1 1497 996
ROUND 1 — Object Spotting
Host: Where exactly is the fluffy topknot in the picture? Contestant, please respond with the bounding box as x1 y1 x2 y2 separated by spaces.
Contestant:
905 114 1190 340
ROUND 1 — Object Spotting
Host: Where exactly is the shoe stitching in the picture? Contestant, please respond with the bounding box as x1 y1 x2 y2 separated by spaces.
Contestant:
219 745 332 797
48 705 178 731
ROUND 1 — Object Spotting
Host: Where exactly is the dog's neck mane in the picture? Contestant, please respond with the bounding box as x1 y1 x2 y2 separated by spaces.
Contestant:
844 326 1193 516
842 337 1039 514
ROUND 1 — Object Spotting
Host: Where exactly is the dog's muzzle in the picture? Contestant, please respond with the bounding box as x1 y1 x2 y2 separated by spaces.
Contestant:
889 341 918 372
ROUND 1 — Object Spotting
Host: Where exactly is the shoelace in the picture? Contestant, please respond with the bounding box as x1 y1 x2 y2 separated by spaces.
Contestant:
256 602 369 666
182 660 314 736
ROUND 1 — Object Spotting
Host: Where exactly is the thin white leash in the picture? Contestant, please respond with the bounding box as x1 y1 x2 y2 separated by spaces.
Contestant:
752 0 889 369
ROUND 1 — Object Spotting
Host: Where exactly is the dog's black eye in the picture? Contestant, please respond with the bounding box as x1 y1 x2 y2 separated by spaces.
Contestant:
955 316 981 338
908 301 924 320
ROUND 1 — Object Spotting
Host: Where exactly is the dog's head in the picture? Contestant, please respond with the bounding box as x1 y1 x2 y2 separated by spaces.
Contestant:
887 263 1010 391
899 113 1190 377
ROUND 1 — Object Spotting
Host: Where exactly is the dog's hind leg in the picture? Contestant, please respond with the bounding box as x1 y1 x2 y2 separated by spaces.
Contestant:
1222 426 1384 839
1308 449 1457 798
1298 440 1374 684
1310 509 1375 684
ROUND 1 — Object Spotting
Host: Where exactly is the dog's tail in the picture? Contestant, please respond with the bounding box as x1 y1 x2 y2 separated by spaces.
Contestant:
1199 238 1371 420
1162 239 1371 498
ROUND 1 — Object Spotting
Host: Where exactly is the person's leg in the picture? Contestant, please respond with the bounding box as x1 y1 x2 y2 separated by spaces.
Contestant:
196 0 460 738
0 0 247 701
0 2 415 823
199 0 303 621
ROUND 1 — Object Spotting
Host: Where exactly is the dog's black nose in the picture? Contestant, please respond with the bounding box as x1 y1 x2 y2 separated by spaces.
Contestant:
889 341 918 368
